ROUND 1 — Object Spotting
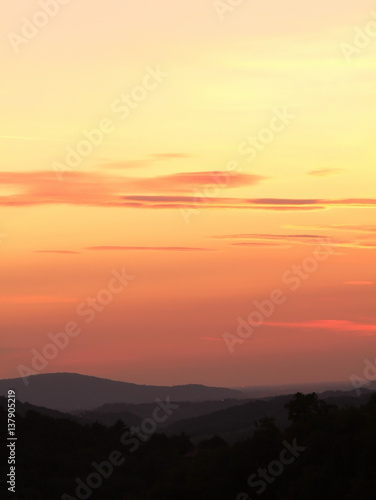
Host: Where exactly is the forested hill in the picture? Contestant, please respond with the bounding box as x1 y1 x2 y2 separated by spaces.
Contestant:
2 392 376 499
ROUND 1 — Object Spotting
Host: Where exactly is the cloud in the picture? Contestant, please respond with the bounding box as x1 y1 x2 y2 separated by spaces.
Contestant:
1 171 376 214
212 233 331 248
34 250 80 254
214 233 325 240
150 153 191 160
0 295 76 304
231 242 290 248
265 319 376 333
308 169 346 176
121 195 376 211
343 281 374 286
86 246 213 252
283 224 376 233
122 171 265 193
0 170 264 207
210 232 376 250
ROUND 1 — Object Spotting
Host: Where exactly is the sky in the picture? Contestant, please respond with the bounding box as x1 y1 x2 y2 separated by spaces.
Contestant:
1 0 375 387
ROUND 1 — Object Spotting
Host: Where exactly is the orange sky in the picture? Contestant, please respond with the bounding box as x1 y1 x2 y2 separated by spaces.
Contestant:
1 0 375 387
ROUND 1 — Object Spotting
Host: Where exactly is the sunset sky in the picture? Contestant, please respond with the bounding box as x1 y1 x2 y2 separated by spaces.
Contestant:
1 0 375 387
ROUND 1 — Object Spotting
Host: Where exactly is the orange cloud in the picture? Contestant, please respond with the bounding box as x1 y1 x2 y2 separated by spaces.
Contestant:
1 172 376 213
34 250 80 254
284 224 376 233
211 233 376 249
123 171 264 192
86 246 213 252
230 242 290 248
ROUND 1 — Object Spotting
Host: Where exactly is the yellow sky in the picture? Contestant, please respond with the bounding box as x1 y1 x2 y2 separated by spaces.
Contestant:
1 0 375 386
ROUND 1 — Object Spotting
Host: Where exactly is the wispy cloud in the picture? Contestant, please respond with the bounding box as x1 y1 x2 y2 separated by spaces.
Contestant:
213 233 325 241
284 224 376 233
1 171 376 214
230 241 290 248
121 172 264 192
308 168 346 177
0 295 76 304
86 246 213 252
121 196 376 211
265 319 376 333
0 170 264 207
211 232 376 249
343 281 374 286
34 250 80 254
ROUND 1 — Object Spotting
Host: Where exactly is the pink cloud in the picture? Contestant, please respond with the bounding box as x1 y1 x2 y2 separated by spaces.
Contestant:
1 172 376 214
265 319 376 333
343 281 374 286
0 295 76 304
308 169 346 176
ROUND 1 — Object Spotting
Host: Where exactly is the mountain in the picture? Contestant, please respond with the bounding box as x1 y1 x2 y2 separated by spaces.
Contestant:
0 396 77 421
78 399 248 427
0 372 244 411
162 388 375 443
163 395 291 443
2 373 374 445
237 380 361 398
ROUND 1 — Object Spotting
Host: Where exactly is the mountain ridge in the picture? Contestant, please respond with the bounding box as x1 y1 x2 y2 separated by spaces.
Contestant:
0 372 244 411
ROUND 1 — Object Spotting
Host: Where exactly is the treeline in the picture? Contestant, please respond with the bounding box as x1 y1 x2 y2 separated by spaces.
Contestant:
1 393 376 499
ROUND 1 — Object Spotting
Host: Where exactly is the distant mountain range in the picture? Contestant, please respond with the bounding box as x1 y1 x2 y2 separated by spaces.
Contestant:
1 372 374 444
0 372 244 411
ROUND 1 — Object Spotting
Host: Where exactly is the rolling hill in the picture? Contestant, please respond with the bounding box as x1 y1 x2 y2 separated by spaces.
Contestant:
0 372 244 411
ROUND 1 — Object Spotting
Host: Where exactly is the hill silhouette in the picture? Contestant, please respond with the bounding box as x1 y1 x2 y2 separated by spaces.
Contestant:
0 372 244 411
2 392 376 499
